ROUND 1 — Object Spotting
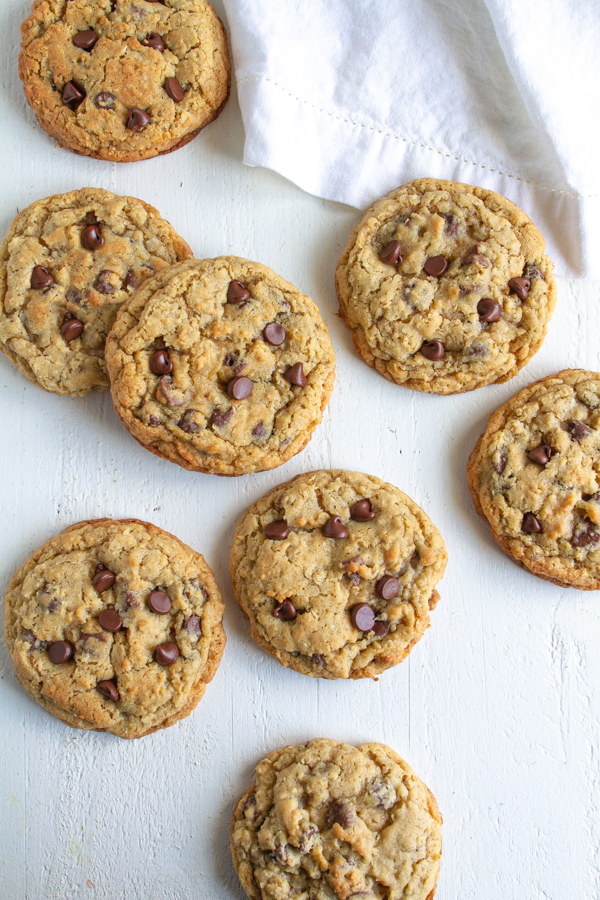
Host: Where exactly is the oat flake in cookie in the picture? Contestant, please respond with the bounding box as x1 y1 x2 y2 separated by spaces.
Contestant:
4 519 226 738
231 738 442 900
336 178 557 395
19 0 231 162
106 258 336 476
468 369 600 589
0 188 192 396
229 470 447 678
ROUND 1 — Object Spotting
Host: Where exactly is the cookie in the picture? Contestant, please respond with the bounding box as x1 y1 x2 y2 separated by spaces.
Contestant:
468 369 600 589
336 178 556 395
229 470 447 678
19 0 230 162
0 188 192 396
106 258 336 476
231 738 442 900
4 518 226 738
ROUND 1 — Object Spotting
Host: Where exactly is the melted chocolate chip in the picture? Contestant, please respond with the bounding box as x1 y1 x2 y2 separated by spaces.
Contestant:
94 91 116 110
61 316 83 341
81 224 104 250
327 800 354 829
127 108 151 131
423 256 448 277
185 615 202 635
508 277 530 300
272 600 297 620
372 620 390 637
252 421 267 439
227 280 251 304
265 520 290 540
178 409 200 433
522 513 541 534
263 322 286 345
211 407 233 428
98 609 122 632
567 421 591 441
572 518 600 548
283 363 307 386
350 499 375 521
142 32 165 51
420 340 445 361
31 266 54 290
462 246 490 268
97 680 119 701
442 213 459 236
322 516 349 539
524 262 543 280
124 269 137 289
165 77 185 101
48 641 74 664
150 349 173 375
350 603 375 632
378 240 402 266
228 376 253 400
93 567 115 592
62 81 85 109
495 450 507 475
477 298 502 322
73 30 98 50
528 445 552 465
376 575 399 600
93 270 116 293
147 591 172 615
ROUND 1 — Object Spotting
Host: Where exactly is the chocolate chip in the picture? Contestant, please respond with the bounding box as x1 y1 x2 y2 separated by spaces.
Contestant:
495 450 507 474
572 518 600 548
94 91 116 110
522 513 541 534
127 108 151 131
372 620 390 637
224 353 237 367
442 213 459 236
96 680 119 701
142 32 165 51
227 280 251 304
420 340 445 361
150 349 173 375
147 590 172 615
462 246 490 268
47 598 61 613
379 240 402 266
93 270 116 294
508 277 530 300
272 600 297 620
265 520 290 540
228 376 253 400
62 81 85 109
185 615 201 635
327 801 354 829
165 77 185 101
48 641 74 664
126 591 140 608
322 516 349 539
178 409 200 433
98 609 122 632
283 363 307 386
252 421 267 439
73 30 98 50
423 256 448 277
567 421 591 441
350 499 375 522
93 567 115 592
31 266 55 290
350 603 375 632
524 262 543 280
376 575 399 600
528 444 552 465
61 316 83 342
124 269 137 289
81 224 104 250
263 322 286 345
154 642 180 666
210 407 233 428
477 298 502 322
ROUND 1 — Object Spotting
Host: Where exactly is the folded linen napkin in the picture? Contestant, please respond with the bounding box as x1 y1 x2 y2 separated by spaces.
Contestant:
222 0 600 277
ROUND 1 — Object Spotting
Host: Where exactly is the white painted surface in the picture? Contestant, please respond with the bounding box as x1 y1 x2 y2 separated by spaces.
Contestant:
1 2 599 898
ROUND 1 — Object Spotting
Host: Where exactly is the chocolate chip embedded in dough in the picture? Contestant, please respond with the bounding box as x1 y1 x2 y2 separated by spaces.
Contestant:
30 266 54 290
420 340 445 361
508 277 530 300
263 322 286 346
372 620 390 636
93 567 115 592
93 270 117 294
141 32 165 51
442 213 459 236
376 575 399 600
127 108 151 131
571 518 600 548
265 520 290 540
350 499 375 521
528 445 552 465
378 240 402 266
228 376 253 400
73 30 98 50
96 680 119 701
154 642 180 666
350 603 375 632
252 421 267 439
98 609 123 632
322 516 349 539
62 81 85 109
94 91 116 110
61 315 83 342
185 615 201 635
462 246 490 268
165 77 185 101
147 590 172 615
124 269 138 290
423 256 448 277
477 298 502 323
327 800 354 829
283 363 307 386
81 224 104 250
178 409 200 433
227 280 251 304
48 640 74 664
567 420 591 441
522 512 541 534
272 600 297 620
210 407 233 428
150 349 173 375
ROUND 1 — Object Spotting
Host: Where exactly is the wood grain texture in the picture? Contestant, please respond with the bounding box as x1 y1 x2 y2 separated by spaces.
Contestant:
1 2 600 898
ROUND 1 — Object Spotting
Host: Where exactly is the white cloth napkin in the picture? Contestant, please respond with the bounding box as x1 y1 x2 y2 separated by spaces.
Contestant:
222 0 600 278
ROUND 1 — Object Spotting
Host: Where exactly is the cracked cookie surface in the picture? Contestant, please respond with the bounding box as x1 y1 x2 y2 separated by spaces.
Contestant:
20 0 230 162
231 738 442 900
468 369 600 589
4 518 226 738
229 470 447 678
106 257 336 476
0 187 192 395
336 178 556 395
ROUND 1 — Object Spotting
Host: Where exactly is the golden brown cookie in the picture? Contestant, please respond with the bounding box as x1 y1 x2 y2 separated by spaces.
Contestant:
19 0 231 162
231 738 442 900
4 518 226 738
106 257 336 476
336 178 556 395
0 188 192 395
468 369 600 589
229 470 447 678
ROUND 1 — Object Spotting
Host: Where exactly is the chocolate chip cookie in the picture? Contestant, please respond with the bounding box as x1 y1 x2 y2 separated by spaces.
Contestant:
19 0 231 162
229 470 447 678
336 178 556 395
231 738 442 900
4 518 226 738
0 188 192 396
467 369 600 589
106 258 336 476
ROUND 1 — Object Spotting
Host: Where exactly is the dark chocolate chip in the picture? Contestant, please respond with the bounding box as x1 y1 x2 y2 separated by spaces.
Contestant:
73 30 98 50
522 513 541 534
185 615 201 635
350 499 375 522
263 322 286 345
141 32 165 51
420 340 445 361
372 620 390 637
379 240 402 266
265 520 290 540
93 270 116 294
283 363 307 386
227 280 251 304
62 81 85 109
327 801 354 829
252 421 267 439
477 298 502 322
376 575 399 600
495 450 507 474
210 407 233 428
572 518 600 548
147 590 172 615
126 591 140 608
48 641 74 664
462 246 490 268
154 642 180 666
127 108 151 131
98 609 122 632
124 269 138 289
31 266 55 290
528 445 552 465
150 349 173 375
93 568 115 592
322 516 349 539
94 91 116 110
350 603 375 632
442 213 459 236
508 277 530 300
567 421 591 441
81 224 104 250
96 680 119 701
61 316 83 341
272 600 297 620
423 256 448 277
228 376 253 400
178 409 200 433
165 77 185 101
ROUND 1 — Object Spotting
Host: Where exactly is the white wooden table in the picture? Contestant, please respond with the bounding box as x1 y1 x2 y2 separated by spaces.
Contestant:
1 2 600 898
